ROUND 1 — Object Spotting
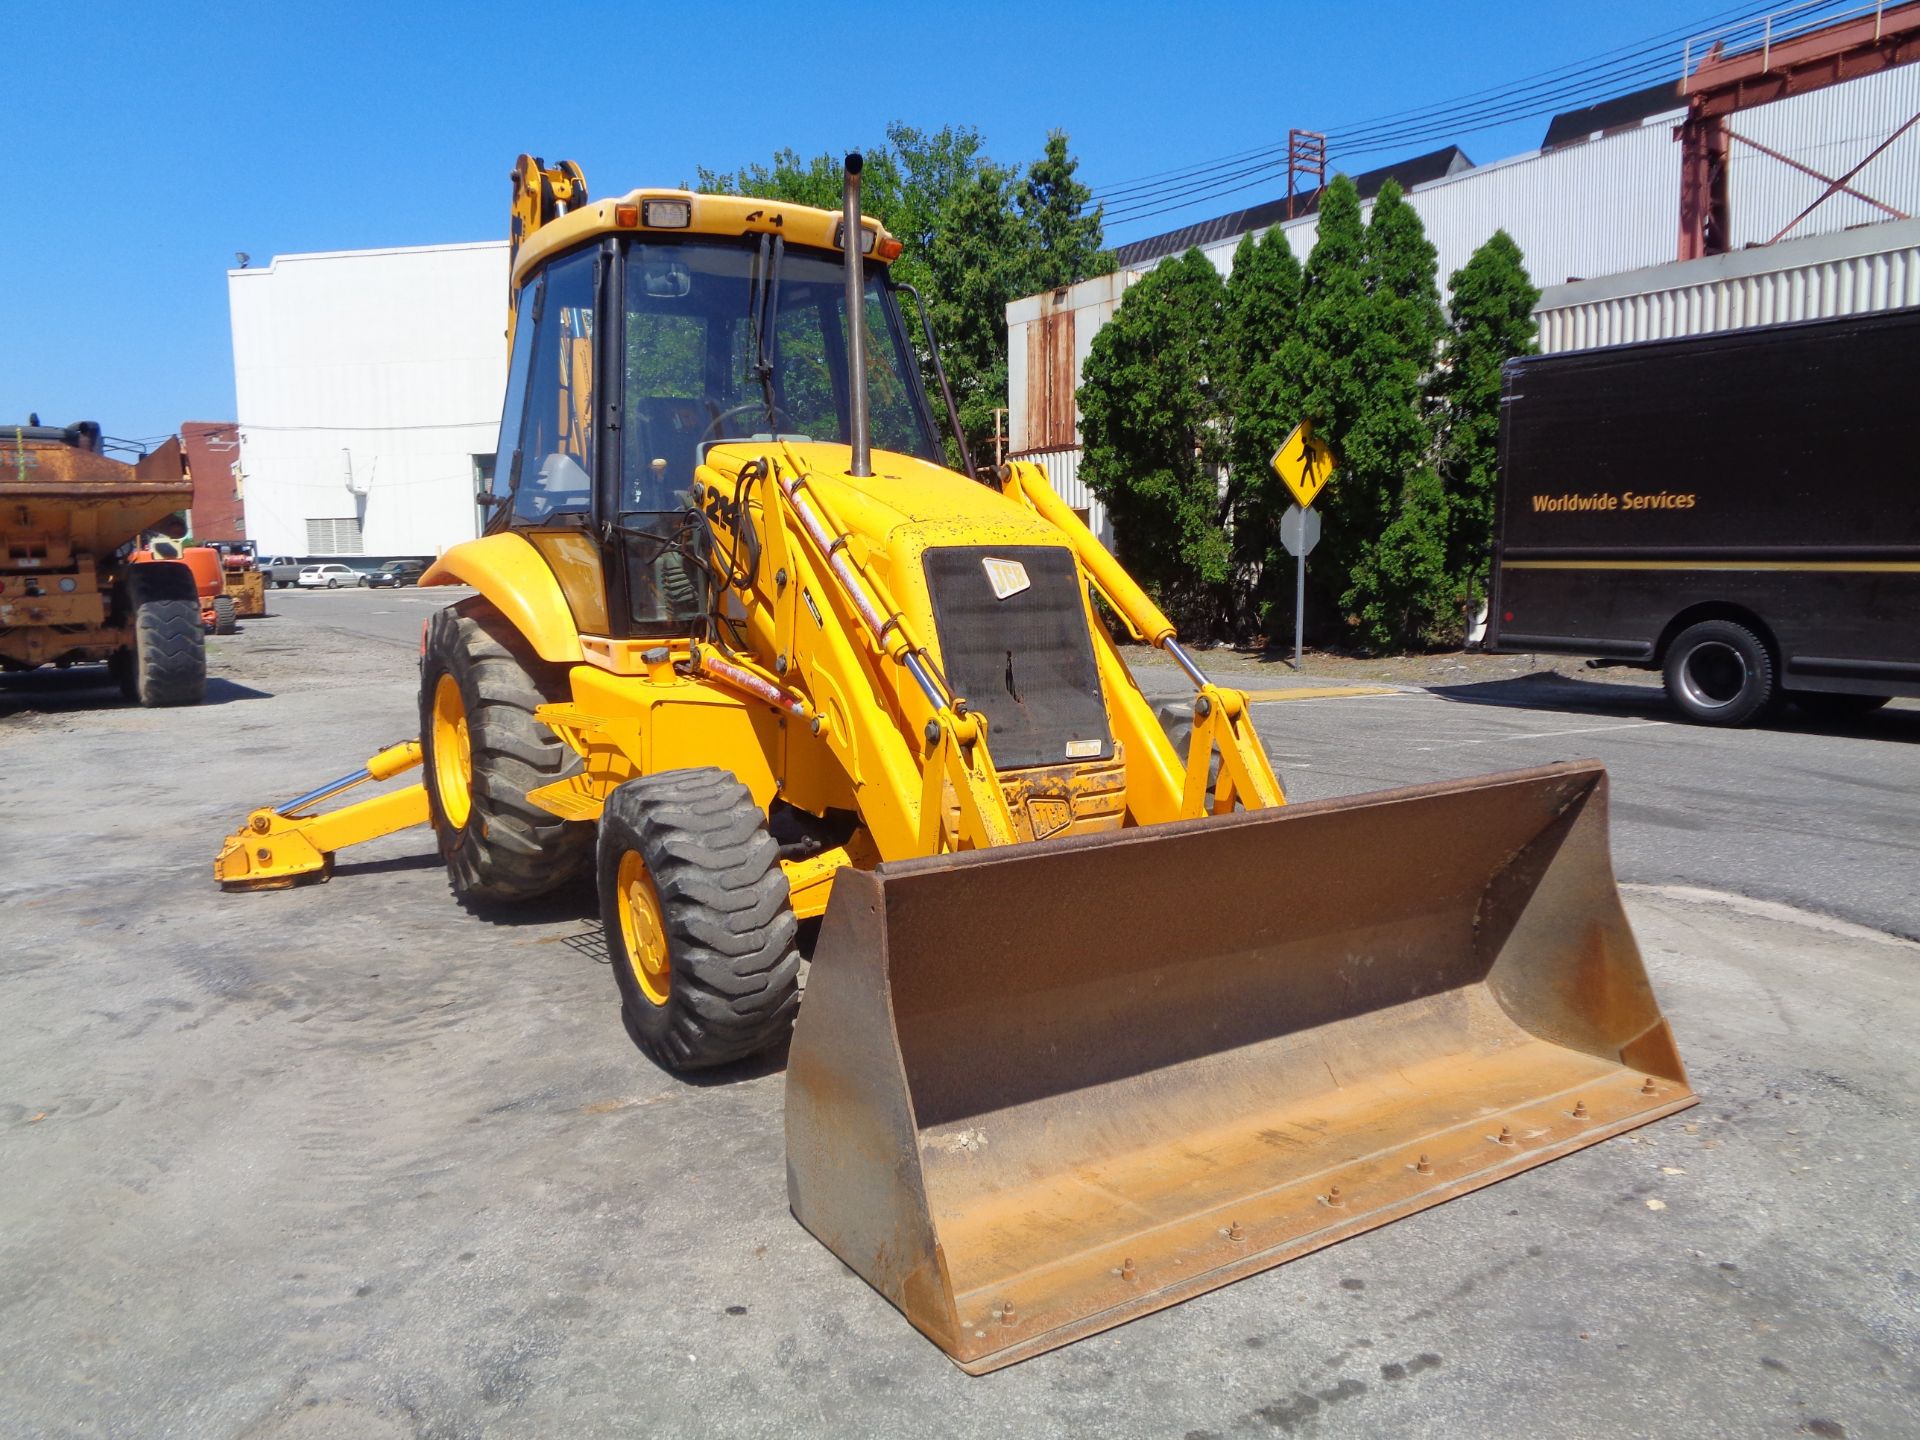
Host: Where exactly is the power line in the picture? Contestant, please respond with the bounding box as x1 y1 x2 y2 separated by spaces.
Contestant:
1094 0 1761 204
1095 0 1859 230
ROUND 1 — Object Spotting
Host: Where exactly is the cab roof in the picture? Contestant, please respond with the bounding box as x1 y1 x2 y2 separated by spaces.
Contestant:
512 189 899 290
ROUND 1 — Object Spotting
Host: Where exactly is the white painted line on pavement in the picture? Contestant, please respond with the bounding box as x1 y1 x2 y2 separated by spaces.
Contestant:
1420 719 1667 749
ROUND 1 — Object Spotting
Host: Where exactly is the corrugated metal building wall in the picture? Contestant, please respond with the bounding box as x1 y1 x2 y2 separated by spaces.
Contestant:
1535 215 1920 349
228 241 508 559
1729 62 1920 246
1005 273 1133 542
1008 62 1920 487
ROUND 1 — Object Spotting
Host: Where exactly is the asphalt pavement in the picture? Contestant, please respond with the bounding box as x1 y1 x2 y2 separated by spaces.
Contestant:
2 597 1915 1439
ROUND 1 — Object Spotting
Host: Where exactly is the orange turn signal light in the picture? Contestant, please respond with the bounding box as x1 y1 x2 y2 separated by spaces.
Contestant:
876 237 903 261
614 204 640 227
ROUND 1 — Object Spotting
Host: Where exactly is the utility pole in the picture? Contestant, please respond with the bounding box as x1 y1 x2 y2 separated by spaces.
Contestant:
992 407 1007 467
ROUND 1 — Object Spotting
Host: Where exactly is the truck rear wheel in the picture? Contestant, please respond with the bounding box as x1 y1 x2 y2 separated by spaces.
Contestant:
1663 619 1774 727
598 769 801 1071
420 599 592 906
115 569 207 707
212 594 238 634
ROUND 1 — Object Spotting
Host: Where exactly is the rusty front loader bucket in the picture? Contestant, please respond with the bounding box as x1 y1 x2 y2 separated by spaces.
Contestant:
785 761 1693 1374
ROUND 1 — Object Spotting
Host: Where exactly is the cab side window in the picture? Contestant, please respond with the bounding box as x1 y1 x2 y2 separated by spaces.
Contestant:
513 248 598 524
491 277 538 512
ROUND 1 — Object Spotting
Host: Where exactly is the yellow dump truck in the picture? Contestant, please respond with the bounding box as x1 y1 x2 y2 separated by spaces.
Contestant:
218 155 1694 1371
2 422 207 705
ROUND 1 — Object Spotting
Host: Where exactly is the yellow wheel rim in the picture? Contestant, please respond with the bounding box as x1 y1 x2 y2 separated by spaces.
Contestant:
615 850 671 1006
430 672 473 829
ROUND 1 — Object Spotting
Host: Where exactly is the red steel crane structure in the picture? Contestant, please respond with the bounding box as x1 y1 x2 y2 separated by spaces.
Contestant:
1678 0 1920 258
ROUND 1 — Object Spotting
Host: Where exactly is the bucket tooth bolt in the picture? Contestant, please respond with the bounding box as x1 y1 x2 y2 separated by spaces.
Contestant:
996 1301 1017 1326
1416 1154 1433 1175
1225 1221 1245 1243
1496 1126 1517 1146
1573 1099 1589 1119
1325 1185 1346 1207
1641 1077 1659 1095
1115 1258 1138 1283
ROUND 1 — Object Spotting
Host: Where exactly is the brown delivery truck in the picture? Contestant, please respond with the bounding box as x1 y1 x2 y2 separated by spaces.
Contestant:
1486 306 1919 725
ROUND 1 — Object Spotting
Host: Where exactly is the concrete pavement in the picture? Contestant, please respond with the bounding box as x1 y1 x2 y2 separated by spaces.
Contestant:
1 609 1915 1439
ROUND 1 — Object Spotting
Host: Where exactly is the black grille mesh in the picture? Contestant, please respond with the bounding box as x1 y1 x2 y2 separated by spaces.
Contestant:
922 546 1112 771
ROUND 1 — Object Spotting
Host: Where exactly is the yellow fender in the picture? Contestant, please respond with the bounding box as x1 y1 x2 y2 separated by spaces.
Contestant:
422 533 583 664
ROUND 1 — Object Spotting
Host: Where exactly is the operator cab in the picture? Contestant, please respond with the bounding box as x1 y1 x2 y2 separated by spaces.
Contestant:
486 216 942 639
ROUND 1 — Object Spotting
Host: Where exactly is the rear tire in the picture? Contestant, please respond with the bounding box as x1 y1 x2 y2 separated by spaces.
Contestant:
420 599 592 906
598 769 801 1071
1663 620 1774 727
327 578 339 589
212 594 238 634
125 597 205 706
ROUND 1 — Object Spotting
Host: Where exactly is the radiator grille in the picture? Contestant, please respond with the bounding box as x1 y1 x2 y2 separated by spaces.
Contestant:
922 546 1112 771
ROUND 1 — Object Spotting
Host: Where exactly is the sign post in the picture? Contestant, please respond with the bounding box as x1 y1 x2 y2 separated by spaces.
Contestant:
1270 421 1336 670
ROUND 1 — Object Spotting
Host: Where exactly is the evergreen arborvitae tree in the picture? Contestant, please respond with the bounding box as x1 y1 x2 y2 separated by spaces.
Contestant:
1020 131 1117 292
1345 179 1452 650
1436 230 1539 599
1224 225 1304 634
1275 175 1373 635
1077 248 1233 636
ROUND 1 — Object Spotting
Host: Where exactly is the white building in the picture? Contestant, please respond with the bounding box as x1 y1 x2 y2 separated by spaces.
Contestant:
227 240 509 559
1008 61 1920 542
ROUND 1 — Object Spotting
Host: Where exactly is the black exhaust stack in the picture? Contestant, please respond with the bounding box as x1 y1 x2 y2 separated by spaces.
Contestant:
842 153 872 478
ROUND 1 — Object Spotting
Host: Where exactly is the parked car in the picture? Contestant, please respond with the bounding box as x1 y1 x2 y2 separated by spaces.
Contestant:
259 556 303 589
297 564 360 589
360 558 429 588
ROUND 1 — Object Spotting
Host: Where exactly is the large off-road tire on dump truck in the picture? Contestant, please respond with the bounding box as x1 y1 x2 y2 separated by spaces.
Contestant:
597 768 802 1071
419 598 593 906
112 565 206 707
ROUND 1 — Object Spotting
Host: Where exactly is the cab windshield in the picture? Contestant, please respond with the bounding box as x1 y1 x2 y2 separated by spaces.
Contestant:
620 237 937 512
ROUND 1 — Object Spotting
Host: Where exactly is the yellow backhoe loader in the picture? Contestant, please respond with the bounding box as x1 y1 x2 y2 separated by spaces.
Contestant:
216 154 1694 1372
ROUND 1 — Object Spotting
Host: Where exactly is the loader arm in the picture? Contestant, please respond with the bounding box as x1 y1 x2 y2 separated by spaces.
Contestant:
713 445 1023 858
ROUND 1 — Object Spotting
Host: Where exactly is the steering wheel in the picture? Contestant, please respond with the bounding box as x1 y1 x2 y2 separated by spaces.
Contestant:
697 402 793 450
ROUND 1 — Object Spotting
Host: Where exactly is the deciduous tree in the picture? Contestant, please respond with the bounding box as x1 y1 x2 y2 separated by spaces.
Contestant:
699 125 1111 467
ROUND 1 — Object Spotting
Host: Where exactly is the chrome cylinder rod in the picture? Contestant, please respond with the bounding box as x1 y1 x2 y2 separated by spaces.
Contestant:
277 766 372 817
1163 637 1210 691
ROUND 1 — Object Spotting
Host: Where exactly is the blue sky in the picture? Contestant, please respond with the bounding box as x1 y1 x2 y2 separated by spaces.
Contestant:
5 0 1727 442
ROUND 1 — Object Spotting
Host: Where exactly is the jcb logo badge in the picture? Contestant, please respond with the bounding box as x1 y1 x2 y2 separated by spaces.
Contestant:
982 557 1030 600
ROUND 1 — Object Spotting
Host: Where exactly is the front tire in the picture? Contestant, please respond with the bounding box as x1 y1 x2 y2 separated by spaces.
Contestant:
212 594 238 634
1663 619 1774 727
420 599 592 906
598 769 801 1071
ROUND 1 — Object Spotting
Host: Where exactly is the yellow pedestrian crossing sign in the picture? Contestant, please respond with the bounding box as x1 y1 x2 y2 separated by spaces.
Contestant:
1271 421 1335 509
